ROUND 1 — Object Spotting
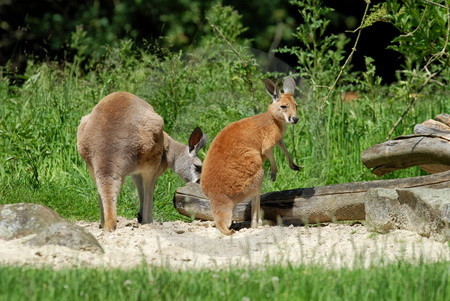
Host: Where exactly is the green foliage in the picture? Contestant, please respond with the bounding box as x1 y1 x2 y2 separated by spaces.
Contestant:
205 3 248 43
365 0 449 79
0 0 296 71
0 111 51 189
0 3 265 222
384 0 448 67
0 261 448 300
278 0 351 86
0 1 449 224
362 0 449 138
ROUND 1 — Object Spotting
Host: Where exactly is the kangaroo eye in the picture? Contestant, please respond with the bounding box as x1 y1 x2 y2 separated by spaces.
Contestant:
280 105 288 109
194 165 202 173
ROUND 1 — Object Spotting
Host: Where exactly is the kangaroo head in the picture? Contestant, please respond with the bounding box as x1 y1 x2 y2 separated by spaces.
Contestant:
264 76 299 124
173 127 206 184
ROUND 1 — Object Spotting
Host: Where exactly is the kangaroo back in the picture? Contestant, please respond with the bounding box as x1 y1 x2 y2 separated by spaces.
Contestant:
77 92 206 231
78 92 164 177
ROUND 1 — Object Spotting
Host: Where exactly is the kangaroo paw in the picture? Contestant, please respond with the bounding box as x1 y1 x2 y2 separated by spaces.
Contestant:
291 164 303 171
270 172 277 182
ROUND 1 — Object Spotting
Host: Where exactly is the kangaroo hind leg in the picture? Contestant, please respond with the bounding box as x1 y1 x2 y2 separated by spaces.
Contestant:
210 194 235 235
134 171 157 224
96 175 122 231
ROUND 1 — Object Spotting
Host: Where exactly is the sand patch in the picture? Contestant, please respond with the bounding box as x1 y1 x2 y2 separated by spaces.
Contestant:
0 217 448 269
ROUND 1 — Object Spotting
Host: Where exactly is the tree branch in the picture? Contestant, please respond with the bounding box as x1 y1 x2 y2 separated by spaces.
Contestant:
319 0 371 111
210 23 255 94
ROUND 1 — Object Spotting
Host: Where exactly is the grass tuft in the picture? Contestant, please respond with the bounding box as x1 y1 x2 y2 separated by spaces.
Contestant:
0 261 448 300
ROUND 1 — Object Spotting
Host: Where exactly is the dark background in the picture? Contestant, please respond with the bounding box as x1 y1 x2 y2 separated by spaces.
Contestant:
0 0 402 83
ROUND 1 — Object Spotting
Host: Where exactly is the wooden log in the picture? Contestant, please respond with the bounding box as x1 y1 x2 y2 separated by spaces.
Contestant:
361 134 450 176
414 114 450 174
414 121 450 135
414 114 450 135
173 171 450 223
362 114 450 176
435 113 450 127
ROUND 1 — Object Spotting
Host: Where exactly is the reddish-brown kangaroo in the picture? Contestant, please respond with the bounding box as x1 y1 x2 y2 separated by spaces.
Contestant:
201 77 300 235
77 92 206 231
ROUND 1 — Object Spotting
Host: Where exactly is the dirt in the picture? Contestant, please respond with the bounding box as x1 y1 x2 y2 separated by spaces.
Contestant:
0 217 448 270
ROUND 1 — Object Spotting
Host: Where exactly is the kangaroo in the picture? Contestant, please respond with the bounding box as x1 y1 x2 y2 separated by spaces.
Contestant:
201 77 300 235
77 91 206 231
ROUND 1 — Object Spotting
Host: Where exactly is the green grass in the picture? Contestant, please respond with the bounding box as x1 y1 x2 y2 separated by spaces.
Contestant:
1 45 448 223
0 261 448 300
0 0 448 225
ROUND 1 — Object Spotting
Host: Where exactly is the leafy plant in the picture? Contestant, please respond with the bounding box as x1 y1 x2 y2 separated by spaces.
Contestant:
278 0 351 91
364 0 449 138
0 114 51 189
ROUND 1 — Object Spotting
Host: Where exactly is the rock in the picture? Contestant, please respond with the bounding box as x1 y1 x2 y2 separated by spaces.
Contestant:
27 222 104 254
365 188 450 240
0 203 104 254
0 203 64 240
364 189 400 234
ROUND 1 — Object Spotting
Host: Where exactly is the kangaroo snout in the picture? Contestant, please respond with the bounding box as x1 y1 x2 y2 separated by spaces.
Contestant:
289 116 299 124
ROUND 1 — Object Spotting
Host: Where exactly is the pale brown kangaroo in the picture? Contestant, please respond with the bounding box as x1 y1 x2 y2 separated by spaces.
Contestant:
201 77 300 235
77 92 206 231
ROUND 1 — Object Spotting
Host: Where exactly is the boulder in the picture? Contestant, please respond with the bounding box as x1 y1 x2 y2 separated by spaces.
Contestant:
0 203 103 254
27 222 104 254
365 188 450 240
0 203 63 240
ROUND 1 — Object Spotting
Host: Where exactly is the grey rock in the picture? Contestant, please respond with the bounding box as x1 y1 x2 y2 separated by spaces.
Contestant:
27 222 104 254
365 188 450 240
364 189 400 234
0 203 64 240
0 203 104 254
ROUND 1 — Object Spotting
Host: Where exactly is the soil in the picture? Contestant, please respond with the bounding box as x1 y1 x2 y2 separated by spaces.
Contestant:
0 217 448 270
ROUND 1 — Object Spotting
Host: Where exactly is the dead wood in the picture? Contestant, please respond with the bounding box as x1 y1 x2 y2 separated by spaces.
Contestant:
362 114 450 176
174 171 450 223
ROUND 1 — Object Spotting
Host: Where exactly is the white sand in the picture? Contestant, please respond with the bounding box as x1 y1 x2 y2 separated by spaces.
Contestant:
0 217 448 270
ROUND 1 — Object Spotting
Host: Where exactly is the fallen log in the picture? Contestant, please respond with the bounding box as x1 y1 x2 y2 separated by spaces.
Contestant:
361 134 450 176
174 170 450 224
362 114 450 176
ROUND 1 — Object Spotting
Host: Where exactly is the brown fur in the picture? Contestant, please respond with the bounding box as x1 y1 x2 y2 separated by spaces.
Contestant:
77 92 205 231
201 78 299 235
340 91 359 102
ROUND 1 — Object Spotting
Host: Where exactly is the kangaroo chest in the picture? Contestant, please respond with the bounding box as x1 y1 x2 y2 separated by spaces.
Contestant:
260 124 284 154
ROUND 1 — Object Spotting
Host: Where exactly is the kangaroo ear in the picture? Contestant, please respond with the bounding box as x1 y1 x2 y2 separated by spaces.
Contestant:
188 127 207 155
262 78 280 102
283 76 296 95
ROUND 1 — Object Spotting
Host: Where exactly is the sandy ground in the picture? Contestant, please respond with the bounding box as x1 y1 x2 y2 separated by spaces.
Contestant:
0 217 449 270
